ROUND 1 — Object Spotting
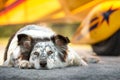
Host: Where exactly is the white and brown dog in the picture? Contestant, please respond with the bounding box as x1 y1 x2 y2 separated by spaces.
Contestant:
3 25 88 69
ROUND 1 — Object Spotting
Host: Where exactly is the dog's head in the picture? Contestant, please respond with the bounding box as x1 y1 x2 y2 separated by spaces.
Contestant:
18 34 70 69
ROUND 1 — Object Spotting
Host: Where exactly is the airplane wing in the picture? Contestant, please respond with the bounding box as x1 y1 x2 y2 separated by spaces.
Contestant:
0 0 104 25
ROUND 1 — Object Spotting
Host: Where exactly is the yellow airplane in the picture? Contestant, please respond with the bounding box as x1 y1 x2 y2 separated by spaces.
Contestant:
0 0 120 45
72 1 120 44
0 0 105 25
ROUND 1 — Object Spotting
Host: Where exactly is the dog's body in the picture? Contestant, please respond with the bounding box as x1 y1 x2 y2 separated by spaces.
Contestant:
3 25 87 69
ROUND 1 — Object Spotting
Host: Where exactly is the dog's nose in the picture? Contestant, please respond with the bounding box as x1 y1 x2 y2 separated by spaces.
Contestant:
40 61 47 67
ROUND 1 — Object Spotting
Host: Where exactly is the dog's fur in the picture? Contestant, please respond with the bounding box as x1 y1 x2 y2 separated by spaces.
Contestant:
3 25 88 69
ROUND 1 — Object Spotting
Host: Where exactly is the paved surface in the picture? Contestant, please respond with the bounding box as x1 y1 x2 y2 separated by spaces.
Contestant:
0 57 120 80
1 44 120 80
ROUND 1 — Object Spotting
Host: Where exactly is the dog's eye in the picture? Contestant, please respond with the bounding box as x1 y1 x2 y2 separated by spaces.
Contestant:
34 52 39 56
47 51 53 55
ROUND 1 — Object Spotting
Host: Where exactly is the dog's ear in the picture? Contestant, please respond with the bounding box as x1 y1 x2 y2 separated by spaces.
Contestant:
17 34 32 49
51 34 70 46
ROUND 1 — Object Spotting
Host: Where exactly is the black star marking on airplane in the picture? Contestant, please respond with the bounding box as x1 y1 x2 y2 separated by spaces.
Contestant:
89 7 119 31
101 7 119 24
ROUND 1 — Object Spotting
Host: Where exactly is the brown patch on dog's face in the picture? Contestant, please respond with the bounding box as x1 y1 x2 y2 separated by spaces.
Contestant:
17 34 33 60
58 51 68 62
51 34 70 62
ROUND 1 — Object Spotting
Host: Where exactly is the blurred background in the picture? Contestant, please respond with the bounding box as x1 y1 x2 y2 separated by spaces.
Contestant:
0 0 120 64
0 0 106 44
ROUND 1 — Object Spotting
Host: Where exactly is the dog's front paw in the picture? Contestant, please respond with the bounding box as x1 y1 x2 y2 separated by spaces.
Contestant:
19 60 34 69
84 56 100 63
79 59 88 66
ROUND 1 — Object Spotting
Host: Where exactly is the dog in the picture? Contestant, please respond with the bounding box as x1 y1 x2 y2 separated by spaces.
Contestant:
3 25 88 69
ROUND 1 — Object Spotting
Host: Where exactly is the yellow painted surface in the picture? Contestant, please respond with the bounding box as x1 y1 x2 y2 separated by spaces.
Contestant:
72 1 120 44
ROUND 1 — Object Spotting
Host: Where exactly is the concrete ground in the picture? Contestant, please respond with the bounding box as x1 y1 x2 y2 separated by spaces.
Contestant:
0 45 120 80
